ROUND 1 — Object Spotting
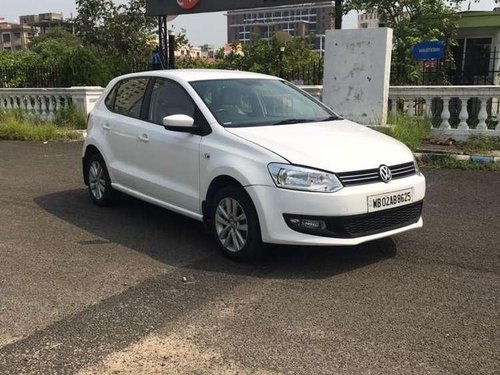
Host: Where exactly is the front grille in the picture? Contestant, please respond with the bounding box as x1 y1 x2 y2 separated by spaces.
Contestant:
337 162 416 186
284 201 423 238
338 202 423 237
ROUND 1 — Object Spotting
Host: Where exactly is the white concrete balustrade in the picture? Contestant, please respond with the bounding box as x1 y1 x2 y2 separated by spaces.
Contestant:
300 85 500 139
389 86 500 139
2 85 500 139
0 87 104 119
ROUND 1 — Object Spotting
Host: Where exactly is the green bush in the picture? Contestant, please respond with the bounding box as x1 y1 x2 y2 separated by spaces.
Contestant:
374 114 432 151
61 47 113 87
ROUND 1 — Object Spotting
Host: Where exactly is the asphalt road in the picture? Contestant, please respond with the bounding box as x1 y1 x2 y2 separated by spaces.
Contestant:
0 140 498 375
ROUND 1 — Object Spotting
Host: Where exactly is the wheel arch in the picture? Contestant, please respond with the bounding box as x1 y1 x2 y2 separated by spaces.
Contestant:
202 175 246 222
82 144 104 186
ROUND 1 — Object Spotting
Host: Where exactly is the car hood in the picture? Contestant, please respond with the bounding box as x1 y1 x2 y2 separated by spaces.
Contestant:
225 120 414 173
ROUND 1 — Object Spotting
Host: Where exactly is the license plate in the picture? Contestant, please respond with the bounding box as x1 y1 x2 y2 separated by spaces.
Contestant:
367 188 414 213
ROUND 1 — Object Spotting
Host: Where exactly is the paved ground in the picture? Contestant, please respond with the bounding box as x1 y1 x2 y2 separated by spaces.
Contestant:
0 141 498 375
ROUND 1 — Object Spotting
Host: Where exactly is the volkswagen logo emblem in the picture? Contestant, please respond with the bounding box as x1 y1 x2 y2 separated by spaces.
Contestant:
379 165 392 183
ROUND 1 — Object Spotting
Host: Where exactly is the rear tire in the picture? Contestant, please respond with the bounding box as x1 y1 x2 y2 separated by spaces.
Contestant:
210 185 264 260
86 153 120 206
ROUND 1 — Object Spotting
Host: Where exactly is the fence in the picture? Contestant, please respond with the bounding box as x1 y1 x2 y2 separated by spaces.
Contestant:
0 66 67 89
0 63 150 89
391 49 500 86
281 60 324 85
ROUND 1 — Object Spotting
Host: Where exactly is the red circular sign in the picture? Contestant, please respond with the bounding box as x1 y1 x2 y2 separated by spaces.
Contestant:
177 0 199 10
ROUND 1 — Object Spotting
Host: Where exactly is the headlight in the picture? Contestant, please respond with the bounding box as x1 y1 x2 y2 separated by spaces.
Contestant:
268 163 343 193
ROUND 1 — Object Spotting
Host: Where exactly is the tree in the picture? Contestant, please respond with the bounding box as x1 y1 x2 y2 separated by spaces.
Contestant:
61 47 112 86
344 0 464 84
30 28 82 65
74 0 156 75
213 36 322 80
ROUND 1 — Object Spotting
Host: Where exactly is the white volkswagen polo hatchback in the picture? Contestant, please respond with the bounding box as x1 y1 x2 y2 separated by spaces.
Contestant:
83 70 425 259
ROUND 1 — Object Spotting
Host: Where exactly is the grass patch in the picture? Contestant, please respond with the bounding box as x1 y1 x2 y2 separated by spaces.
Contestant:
373 114 431 151
459 135 500 155
54 105 87 129
419 155 500 171
0 110 82 141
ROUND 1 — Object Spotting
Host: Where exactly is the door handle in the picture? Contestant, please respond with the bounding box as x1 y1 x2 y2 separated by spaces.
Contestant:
138 133 149 143
103 124 111 131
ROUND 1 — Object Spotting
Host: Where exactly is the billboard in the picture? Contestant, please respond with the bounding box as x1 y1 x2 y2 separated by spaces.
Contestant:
146 0 326 16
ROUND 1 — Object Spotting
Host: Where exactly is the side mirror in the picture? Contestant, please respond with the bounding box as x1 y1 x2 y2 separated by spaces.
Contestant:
162 114 195 130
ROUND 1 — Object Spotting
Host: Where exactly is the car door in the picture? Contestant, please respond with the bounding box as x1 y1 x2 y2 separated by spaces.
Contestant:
102 77 149 189
133 78 204 216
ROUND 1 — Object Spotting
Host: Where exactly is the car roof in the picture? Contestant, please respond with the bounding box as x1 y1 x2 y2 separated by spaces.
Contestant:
116 69 279 83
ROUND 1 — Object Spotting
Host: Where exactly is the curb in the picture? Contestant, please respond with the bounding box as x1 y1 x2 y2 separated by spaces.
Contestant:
414 152 499 164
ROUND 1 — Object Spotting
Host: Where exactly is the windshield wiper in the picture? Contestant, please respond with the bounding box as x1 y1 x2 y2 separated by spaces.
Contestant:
319 115 339 122
272 118 310 125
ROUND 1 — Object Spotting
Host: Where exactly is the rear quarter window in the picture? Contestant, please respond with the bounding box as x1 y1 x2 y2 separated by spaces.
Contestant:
104 84 118 111
108 78 149 119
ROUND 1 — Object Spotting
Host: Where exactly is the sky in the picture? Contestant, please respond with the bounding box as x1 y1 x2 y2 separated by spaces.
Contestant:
0 0 498 46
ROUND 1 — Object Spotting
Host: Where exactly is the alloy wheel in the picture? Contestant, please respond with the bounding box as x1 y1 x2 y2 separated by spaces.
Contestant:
215 197 248 252
89 160 106 200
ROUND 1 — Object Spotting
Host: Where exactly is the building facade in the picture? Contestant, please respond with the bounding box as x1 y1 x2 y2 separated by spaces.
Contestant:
226 2 335 53
357 11 384 29
454 10 500 85
20 13 68 35
0 18 37 51
0 13 69 52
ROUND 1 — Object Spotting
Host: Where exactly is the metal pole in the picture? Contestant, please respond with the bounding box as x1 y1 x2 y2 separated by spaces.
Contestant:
279 46 285 78
334 0 342 30
168 30 176 70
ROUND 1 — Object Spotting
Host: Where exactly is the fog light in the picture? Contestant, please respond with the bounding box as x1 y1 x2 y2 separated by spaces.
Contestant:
289 217 326 230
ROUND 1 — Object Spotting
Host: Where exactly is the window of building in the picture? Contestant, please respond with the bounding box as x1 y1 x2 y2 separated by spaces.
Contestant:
2 33 11 43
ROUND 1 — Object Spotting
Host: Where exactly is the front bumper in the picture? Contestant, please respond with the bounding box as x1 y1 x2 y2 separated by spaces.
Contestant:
245 173 426 246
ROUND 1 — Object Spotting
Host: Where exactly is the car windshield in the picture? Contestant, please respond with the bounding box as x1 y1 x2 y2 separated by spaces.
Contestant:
190 78 339 128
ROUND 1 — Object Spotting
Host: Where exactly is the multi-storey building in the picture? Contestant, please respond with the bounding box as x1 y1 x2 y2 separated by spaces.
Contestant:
0 17 37 51
358 11 385 29
226 2 335 54
0 13 70 52
20 13 68 35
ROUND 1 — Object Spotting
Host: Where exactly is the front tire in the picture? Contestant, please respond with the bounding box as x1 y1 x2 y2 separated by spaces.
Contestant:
86 154 119 206
210 185 264 260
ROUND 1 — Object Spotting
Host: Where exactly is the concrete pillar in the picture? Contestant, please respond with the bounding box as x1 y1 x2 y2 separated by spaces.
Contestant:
70 86 104 114
322 28 393 125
